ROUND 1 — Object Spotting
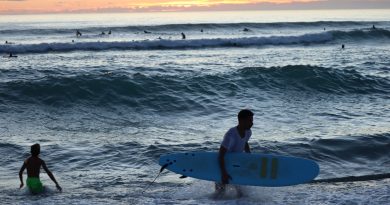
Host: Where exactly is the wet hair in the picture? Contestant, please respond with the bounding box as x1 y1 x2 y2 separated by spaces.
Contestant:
31 144 40 157
238 109 254 121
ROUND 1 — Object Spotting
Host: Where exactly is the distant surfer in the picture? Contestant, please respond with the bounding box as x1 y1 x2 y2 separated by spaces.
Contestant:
201 29 204 33
215 109 253 198
181 32 186 40
144 30 151 34
108 30 112 35
19 144 62 194
372 25 376 30
76 30 82 37
342 44 345 49
101 31 106 35
8 53 17 58
243 28 250 32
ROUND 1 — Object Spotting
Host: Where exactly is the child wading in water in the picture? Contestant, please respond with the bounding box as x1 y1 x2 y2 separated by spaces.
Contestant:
19 144 62 194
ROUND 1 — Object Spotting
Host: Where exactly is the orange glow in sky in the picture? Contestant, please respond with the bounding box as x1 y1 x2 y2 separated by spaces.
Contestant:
1 0 389 14
0 0 319 14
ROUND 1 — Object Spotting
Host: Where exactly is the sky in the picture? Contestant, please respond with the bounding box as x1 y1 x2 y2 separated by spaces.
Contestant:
0 0 390 14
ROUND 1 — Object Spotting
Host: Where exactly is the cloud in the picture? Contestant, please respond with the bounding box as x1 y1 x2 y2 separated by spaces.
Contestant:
1 0 390 14
70 0 390 13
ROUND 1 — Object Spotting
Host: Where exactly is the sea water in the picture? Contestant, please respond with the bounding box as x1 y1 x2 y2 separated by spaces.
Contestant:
0 10 389 204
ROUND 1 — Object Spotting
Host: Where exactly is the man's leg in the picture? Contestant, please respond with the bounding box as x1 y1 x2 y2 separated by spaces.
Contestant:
234 185 243 197
214 182 226 195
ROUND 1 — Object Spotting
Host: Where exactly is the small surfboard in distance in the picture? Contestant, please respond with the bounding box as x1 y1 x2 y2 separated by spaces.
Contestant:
159 152 319 187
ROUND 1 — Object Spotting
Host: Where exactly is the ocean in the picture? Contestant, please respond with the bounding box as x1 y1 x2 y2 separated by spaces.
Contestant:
0 10 389 204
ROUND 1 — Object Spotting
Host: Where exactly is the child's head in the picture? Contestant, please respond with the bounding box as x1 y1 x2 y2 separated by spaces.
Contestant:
31 144 40 157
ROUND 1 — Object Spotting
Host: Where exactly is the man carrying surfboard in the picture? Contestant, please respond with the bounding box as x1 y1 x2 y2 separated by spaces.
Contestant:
19 143 62 194
216 109 253 196
158 108 319 190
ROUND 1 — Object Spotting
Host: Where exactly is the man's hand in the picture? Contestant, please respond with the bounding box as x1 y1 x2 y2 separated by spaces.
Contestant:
56 184 62 192
221 171 231 184
19 183 24 189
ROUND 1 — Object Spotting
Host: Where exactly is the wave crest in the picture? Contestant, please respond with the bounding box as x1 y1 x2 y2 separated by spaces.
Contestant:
1 65 389 108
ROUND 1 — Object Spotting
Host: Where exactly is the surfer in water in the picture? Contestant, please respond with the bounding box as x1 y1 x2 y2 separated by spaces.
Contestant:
181 32 186 40
19 144 62 194
76 30 82 37
8 53 17 58
215 109 253 197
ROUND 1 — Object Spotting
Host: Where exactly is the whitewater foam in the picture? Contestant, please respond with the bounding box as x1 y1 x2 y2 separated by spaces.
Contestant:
0 32 334 54
2 29 389 54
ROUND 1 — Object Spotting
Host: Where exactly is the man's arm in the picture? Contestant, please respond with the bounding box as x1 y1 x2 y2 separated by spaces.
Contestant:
42 160 62 191
19 162 26 189
218 146 230 184
245 142 251 153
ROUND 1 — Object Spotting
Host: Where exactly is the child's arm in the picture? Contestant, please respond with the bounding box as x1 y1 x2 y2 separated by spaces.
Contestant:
19 161 26 189
42 160 62 191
